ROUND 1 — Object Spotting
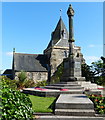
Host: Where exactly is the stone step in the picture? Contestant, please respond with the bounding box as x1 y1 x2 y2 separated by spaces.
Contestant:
45 86 83 90
34 115 104 120
49 84 81 87
56 94 94 109
55 109 95 116
58 82 79 84
23 88 84 97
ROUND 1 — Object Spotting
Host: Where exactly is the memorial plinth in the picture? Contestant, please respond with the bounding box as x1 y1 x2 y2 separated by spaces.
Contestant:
61 57 85 81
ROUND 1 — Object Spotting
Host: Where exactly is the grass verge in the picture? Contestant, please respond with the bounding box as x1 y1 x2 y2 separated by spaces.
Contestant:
29 95 56 113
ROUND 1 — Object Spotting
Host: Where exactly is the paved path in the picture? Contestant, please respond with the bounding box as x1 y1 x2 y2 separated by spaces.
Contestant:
35 115 105 120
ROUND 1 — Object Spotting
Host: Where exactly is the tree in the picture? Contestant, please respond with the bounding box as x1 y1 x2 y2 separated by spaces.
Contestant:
81 63 94 82
91 60 105 85
91 60 105 76
82 60 105 85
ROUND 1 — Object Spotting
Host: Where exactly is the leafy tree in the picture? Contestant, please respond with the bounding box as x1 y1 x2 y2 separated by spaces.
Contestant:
81 63 94 82
82 60 105 85
91 60 105 85
91 60 105 76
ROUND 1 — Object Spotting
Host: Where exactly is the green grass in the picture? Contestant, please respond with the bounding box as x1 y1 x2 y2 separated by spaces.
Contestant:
29 95 56 113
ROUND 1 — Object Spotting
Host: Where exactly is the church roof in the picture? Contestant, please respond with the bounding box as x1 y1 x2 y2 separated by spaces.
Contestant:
47 17 69 49
13 53 48 72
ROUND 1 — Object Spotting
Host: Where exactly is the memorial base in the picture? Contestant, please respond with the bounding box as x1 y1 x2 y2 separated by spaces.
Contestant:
61 57 85 82
61 76 77 82
61 76 85 82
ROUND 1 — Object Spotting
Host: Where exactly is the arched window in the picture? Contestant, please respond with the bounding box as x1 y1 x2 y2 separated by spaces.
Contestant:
62 29 67 39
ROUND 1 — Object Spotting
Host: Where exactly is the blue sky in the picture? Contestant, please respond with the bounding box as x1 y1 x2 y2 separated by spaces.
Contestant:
1 2 103 71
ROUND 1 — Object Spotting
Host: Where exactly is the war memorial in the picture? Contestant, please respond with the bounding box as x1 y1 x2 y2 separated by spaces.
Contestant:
21 4 105 120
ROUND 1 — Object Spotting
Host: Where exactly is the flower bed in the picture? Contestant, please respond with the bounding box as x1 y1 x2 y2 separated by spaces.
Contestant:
88 94 105 114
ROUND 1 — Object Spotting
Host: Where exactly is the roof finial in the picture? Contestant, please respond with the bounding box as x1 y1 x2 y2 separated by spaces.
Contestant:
60 9 62 18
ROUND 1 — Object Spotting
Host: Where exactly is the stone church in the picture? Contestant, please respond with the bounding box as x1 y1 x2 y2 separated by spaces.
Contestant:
12 16 84 83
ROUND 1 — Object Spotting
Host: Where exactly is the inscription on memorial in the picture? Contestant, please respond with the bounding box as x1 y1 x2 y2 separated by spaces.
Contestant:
75 62 80 68
64 61 69 69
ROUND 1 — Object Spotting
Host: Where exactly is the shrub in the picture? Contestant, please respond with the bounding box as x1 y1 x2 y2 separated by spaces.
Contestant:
16 71 36 89
88 94 105 114
22 79 35 88
95 76 105 86
2 87 33 120
17 71 27 89
1 76 17 89
18 71 27 82
1 76 33 120
35 80 47 87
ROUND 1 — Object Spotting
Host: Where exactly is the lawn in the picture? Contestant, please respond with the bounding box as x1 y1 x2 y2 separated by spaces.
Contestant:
29 95 56 113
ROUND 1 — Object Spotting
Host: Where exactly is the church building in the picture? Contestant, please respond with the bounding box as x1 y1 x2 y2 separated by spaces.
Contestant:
12 15 84 83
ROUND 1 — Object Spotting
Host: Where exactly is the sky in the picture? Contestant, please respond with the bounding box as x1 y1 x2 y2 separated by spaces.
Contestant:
104 2 105 57
1 2 103 71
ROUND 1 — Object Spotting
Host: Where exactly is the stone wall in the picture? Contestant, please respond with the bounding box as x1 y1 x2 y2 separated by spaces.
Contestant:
50 47 69 76
15 71 48 83
44 45 84 77
44 46 69 76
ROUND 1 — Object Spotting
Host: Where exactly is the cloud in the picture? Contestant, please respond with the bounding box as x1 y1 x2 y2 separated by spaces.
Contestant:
88 44 95 48
88 44 103 48
85 56 100 61
84 56 100 65
6 52 13 56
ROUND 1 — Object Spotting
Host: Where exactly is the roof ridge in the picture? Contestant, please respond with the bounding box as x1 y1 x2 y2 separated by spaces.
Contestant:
14 53 44 55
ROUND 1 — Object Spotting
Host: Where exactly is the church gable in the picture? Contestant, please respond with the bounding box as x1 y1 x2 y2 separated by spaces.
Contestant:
46 17 69 49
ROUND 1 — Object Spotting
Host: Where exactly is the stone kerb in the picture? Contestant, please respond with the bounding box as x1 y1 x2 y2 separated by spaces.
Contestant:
77 81 98 89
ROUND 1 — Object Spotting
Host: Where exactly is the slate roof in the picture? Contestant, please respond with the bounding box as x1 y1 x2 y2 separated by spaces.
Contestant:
47 17 69 49
13 53 48 72
3 69 12 75
3 69 13 79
